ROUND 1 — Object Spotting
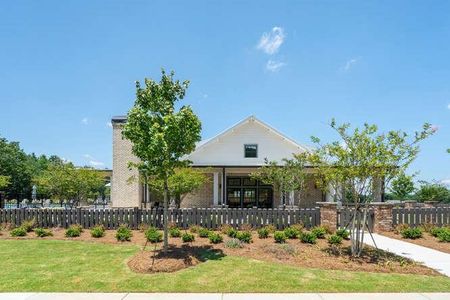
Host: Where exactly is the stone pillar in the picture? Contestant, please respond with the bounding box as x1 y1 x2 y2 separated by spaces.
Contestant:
371 202 394 232
424 201 439 208
403 200 417 208
317 202 338 232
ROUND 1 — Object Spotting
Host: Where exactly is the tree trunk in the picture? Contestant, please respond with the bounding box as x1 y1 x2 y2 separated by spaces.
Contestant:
163 178 169 252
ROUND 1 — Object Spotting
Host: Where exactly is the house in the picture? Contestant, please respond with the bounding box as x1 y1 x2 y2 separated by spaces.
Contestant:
111 115 383 208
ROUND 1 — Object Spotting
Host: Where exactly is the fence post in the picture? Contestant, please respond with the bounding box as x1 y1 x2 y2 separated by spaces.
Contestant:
317 202 337 232
371 202 394 232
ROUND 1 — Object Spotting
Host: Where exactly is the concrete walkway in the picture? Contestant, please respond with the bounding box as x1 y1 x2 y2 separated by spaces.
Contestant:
364 233 450 277
1 293 450 300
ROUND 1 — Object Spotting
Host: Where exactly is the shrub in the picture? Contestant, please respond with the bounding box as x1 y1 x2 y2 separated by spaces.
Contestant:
420 222 435 233
400 227 423 239
10 227 27 237
257 227 270 239
189 225 201 233
336 228 350 240
321 224 334 234
21 219 36 232
225 238 244 248
394 223 409 234
328 234 343 245
219 224 232 234
311 226 327 239
182 232 195 243
437 229 450 242
116 225 132 242
291 223 304 233
169 227 181 238
284 227 300 239
274 231 287 243
145 228 163 243
239 223 253 231
198 227 210 238
430 227 445 237
34 227 52 237
300 232 317 244
264 224 276 233
226 227 238 238
90 225 105 238
65 224 82 238
236 231 252 243
208 232 223 244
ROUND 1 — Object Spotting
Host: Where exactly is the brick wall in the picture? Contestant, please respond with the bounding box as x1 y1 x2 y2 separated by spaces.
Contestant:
181 173 214 208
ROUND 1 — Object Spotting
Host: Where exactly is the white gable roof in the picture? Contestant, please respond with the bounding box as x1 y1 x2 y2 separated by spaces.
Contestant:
186 115 310 166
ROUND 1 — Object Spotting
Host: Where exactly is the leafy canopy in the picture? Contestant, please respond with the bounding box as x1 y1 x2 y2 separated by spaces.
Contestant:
414 181 450 203
389 172 415 200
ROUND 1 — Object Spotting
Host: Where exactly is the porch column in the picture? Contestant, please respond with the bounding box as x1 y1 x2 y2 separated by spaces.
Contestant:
222 167 226 205
213 172 219 206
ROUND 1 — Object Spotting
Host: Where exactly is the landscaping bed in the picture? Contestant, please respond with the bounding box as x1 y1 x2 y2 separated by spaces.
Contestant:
381 228 450 254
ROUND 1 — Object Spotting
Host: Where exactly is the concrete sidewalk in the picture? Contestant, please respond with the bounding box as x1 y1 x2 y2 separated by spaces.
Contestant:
1 293 450 300
364 233 450 277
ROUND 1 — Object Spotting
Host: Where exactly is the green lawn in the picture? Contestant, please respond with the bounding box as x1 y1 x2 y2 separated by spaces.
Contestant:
0 239 449 292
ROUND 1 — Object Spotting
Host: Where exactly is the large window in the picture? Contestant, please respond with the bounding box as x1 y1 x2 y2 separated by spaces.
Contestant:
244 144 258 158
226 176 273 208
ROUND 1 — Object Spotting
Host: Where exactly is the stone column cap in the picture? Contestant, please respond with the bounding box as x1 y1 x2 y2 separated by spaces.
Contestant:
316 202 338 207
370 202 395 206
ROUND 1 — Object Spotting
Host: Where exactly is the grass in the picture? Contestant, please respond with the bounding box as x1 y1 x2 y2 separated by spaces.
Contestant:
1 239 450 292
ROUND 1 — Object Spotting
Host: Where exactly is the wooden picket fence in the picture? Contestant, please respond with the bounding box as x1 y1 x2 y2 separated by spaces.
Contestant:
392 207 450 227
0 207 320 230
337 208 374 231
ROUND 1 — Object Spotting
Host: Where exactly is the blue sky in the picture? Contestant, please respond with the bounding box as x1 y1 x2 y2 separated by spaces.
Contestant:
1 1 449 184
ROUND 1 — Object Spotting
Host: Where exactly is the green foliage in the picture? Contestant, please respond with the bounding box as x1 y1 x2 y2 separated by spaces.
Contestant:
224 238 244 248
274 231 287 243
300 232 317 244
328 234 343 245
189 225 201 233
430 227 446 237
198 227 210 238
389 173 415 199
208 232 223 244
115 225 132 242
236 231 252 243
90 225 105 238
226 227 238 238
336 228 350 240
283 226 300 239
181 232 195 243
437 229 450 242
169 227 181 238
414 181 450 203
0 175 10 190
65 225 82 238
400 227 423 239
145 227 163 243
10 227 27 237
34 228 53 237
311 226 327 239
257 227 270 239
21 219 36 232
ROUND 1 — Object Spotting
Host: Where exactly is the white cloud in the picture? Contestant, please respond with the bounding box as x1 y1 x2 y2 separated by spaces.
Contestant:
342 57 361 72
447 104 450 110
266 60 286 72
106 121 112 128
257 27 285 55
440 179 450 186
81 117 88 125
83 154 104 168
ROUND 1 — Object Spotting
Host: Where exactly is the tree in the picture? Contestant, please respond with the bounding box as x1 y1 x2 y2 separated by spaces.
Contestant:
414 181 450 203
308 119 434 256
0 175 10 190
122 70 202 251
251 155 308 206
389 172 415 200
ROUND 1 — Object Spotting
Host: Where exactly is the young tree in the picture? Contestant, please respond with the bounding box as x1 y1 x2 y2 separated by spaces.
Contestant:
309 119 434 256
389 172 415 200
122 70 201 251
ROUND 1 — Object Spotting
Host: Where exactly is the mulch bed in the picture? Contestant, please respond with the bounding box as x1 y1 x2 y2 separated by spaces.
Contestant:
381 231 450 254
0 228 442 276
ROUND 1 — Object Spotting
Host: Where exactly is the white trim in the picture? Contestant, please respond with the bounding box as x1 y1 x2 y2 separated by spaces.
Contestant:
213 172 219 206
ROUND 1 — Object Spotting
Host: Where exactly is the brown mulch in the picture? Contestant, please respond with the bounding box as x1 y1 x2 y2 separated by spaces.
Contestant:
0 228 442 276
381 231 450 254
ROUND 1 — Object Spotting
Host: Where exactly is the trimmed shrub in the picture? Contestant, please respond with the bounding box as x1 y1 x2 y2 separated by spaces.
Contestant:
284 227 300 239
219 224 233 235
225 238 243 249
236 231 252 243
328 234 343 245
226 227 238 238
291 223 304 233
10 227 27 237
300 232 317 244
400 227 423 239
430 227 445 237
34 227 53 237
265 224 277 233
311 226 327 239
182 232 195 243
394 223 409 234
208 232 223 244
257 227 270 239
336 228 350 240
90 225 105 238
189 225 201 233
21 219 36 232
169 227 181 238
145 228 163 243
437 229 450 242
198 227 210 238
65 224 82 238
274 231 287 243
116 225 132 242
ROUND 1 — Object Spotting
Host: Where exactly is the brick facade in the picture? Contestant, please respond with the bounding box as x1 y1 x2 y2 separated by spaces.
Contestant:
317 202 338 232
181 173 214 208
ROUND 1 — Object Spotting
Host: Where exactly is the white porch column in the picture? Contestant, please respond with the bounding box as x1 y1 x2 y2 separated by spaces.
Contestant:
213 172 219 206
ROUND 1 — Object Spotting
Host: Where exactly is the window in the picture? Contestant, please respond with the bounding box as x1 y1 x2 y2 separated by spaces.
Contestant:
244 144 258 158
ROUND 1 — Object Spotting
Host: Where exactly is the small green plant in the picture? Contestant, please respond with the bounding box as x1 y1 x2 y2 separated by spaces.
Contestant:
300 232 317 244
90 225 105 238
182 232 195 243
257 227 270 239
394 223 410 234
274 231 287 243
225 238 243 248
265 224 277 233
400 227 423 239
115 225 132 242
283 227 300 239
226 227 238 238
21 219 36 232
430 227 445 237
198 227 210 238
34 227 52 237
336 228 350 240
65 224 82 238
189 225 201 233
208 232 223 244
219 224 233 234
145 227 163 243
437 229 450 242
328 234 343 245
236 231 252 243
10 227 27 237
169 227 181 238
311 226 327 239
